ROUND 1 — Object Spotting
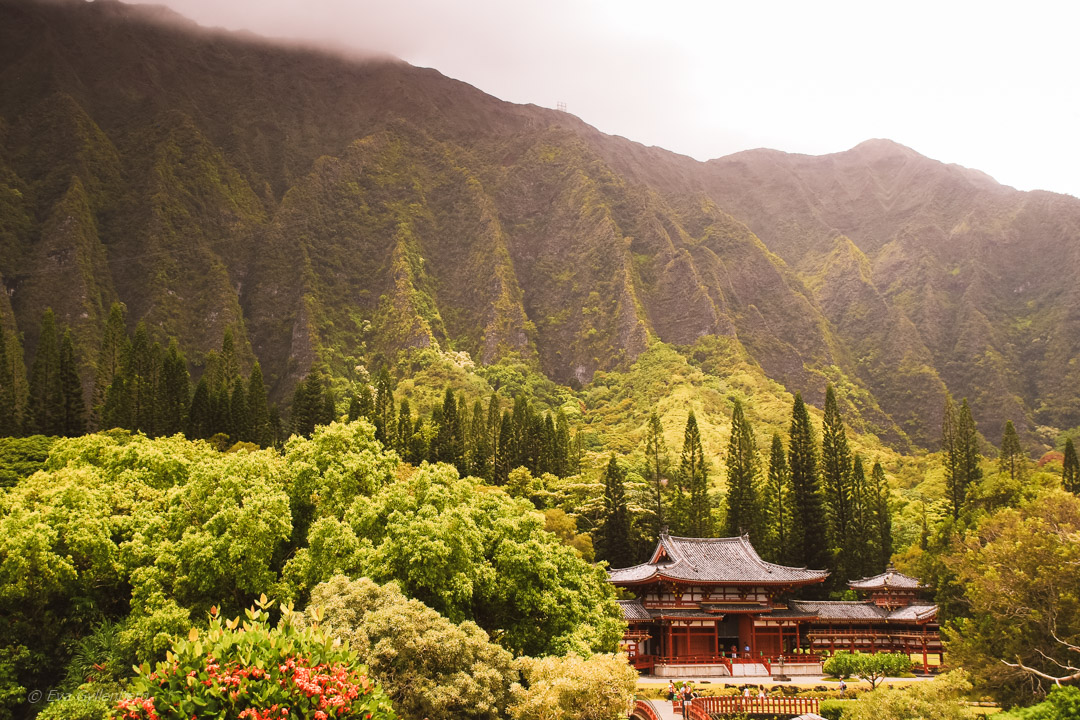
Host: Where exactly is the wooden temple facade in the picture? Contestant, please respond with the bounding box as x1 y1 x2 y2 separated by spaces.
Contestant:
610 533 942 677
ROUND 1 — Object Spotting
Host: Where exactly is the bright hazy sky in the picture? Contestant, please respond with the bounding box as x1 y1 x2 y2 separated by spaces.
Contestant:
138 0 1080 197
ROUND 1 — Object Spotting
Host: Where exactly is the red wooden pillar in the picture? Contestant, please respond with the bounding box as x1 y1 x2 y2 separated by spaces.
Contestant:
921 634 928 670
666 622 672 659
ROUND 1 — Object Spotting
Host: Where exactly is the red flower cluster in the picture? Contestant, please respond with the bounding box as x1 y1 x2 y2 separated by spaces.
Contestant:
116 695 161 720
277 657 365 715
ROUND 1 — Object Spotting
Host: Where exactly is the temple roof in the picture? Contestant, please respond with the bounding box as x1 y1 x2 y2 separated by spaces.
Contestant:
617 599 652 622
848 565 926 590
790 600 939 623
608 533 829 586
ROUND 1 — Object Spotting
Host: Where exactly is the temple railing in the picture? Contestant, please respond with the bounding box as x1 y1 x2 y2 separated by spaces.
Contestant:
689 695 820 717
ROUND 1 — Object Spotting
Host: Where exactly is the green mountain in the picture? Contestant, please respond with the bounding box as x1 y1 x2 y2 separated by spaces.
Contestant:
2 0 1077 452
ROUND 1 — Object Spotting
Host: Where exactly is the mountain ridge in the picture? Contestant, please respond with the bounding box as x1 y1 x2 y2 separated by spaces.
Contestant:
1 0 1078 451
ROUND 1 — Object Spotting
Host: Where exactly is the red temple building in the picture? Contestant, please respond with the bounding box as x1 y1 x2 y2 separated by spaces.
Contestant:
610 533 942 677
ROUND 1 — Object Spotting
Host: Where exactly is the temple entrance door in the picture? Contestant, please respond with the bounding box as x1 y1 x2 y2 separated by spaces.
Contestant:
716 615 739 658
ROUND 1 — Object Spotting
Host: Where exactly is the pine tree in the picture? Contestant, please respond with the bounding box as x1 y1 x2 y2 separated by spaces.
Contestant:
435 387 465 469
849 455 872 577
373 367 395 446
246 361 269 446
724 399 760 540
0 323 17 436
679 410 711 537
764 432 793 563
125 324 160 435
158 341 189 436
495 411 512 484
644 412 668 534
1062 437 1080 494
187 377 213 439
219 328 240 393
487 394 501 471
554 409 571 477
469 398 492 480
396 399 414 460
230 383 250 442
57 329 85 437
27 309 63 435
90 302 128 430
869 462 893 570
998 420 1027 483
821 385 854 579
291 373 324 438
943 397 982 520
596 454 634 567
788 393 829 570
320 389 336 426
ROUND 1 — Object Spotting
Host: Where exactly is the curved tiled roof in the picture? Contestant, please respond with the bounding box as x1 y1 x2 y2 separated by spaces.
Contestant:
849 566 926 590
608 533 829 586
790 600 886 621
618 599 652 622
887 604 939 622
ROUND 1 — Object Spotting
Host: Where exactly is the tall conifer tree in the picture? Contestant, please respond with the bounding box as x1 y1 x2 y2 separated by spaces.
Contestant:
788 393 829 570
230 383 250 442
158 341 190 436
28 309 63 435
764 432 793 563
998 420 1026 483
57 329 85 436
679 410 711 537
869 461 893 569
1063 438 1080 494
246 361 269 446
724 399 760 540
373 367 395 445
125 325 160 435
0 323 16 436
469 398 492 480
91 302 128 430
597 454 634 568
821 385 854 579
644 412 668 534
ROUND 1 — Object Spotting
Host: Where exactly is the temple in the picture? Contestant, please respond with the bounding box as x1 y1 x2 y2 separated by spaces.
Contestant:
610 533 942 677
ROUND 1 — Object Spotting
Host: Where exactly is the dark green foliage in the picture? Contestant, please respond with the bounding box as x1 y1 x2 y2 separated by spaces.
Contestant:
1064 438 1080 494
998 420 1027 483
373 367 395 446
124 324 160 435
788 393 829 570
943 395 983 520
0 436 55 488
821 386 854 580
676 411 711 537
291 372 328 439
0 325 17 437
57 330 85 437
468 398 491 480
158 341 189 436
27 309 63 436
596 454 634 567
230 383 250 442
724 399 760 541
435 387 464 467
869 461 893 569
643 412 668 535
187 377 212 439
90 303 128 431
762 431 793 563
246 361 269 445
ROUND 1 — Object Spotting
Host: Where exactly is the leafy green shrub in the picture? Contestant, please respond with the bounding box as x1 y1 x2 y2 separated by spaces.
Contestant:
508 653 636 720
114 597 395 720
823 652 912 688
819 698 850 720
998 686 1080 720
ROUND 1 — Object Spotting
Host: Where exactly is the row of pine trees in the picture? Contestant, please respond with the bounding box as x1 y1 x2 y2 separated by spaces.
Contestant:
344 371 582 482
596 388 894 590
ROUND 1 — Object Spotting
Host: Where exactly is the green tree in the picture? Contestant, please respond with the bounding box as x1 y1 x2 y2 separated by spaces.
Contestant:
763 431 793 563
89 303 128 431
643 412 668 535
843 671 972 720
821 385 854 578
1064 437 1080 494
788 393 829 570
157 341 189 437
57 330 85 437
373 367 395 446
724 399 760 540
27 309 63 436
947 491 1080 705
312 575 516 720
823 651 912 689
291 373 325 439
124 324 160 435
999 420 1027 484
509 653 637 720
229 382 250 442
596 454 634 567
678 410 711 537
187 377 212 439
246 361 269 446
468 398 492 480
0 325 18 437
869 461 893 569
943 395 982 520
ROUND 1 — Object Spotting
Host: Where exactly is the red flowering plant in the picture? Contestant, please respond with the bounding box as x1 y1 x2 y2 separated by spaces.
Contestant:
113 595 396 720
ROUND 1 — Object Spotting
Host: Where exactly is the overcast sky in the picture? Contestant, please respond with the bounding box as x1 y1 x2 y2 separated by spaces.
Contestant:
138 0 1080 197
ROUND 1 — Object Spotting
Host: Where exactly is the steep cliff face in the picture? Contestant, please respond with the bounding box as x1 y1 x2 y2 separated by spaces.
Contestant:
1 0 1078 447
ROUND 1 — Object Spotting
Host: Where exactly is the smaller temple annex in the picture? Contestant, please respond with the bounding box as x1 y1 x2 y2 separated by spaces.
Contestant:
610 533 942 677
